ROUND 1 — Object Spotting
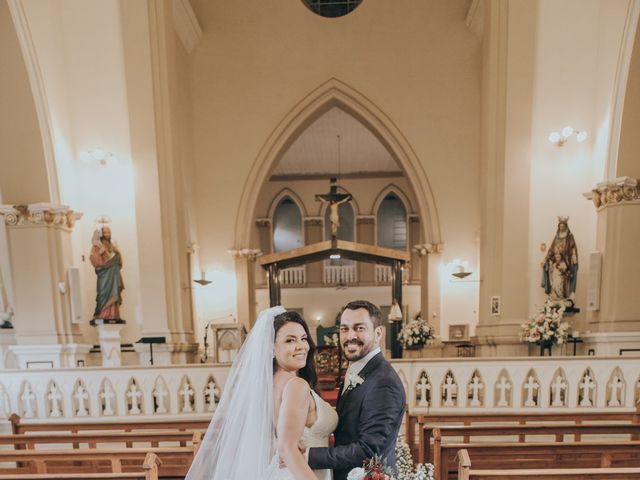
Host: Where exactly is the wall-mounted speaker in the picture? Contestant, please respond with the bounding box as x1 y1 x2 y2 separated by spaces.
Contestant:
68 267 83 324
587 252 602 311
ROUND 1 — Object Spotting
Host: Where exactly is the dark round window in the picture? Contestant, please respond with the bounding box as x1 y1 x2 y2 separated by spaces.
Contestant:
302 0 363 18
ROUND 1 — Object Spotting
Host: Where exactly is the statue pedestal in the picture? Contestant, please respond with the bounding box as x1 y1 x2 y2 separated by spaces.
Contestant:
8 343 91 369
0 327 16 368
91 319 126 367
581 332 640 356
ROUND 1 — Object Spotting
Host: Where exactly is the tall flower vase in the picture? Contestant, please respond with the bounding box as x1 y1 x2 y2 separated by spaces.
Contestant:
538 341 553 356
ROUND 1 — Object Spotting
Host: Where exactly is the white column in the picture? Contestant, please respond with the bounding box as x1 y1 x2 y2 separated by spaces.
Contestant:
0 204 91 368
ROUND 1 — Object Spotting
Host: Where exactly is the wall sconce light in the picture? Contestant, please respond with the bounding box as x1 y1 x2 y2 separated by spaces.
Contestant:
193 270 212 286
548 126 587 147
329 253 341 260
451 259 472 279
80 148 115 165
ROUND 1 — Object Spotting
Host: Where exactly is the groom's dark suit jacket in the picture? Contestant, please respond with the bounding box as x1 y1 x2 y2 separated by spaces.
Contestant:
308 352 405 480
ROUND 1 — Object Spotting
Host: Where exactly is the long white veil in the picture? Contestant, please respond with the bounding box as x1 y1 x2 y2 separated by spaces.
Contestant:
185 305 286 480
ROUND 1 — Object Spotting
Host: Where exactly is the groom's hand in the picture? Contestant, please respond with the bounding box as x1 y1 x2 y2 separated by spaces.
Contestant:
278 444 306 468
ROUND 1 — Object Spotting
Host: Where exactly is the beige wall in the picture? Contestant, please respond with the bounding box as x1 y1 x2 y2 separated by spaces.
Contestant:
618 14 640 177
0 0 50 204
189 0 482 325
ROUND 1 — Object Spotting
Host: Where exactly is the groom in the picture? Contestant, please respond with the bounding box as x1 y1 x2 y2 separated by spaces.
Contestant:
308 300 405 480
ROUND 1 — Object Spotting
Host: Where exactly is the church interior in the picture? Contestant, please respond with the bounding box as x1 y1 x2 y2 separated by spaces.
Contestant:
0 0 639 478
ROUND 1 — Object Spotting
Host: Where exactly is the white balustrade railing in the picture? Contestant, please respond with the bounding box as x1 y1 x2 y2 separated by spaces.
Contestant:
279 266 305 286
323 264 357 285
0 356 638 423
0 364 230 422
394 356 640 412
376 265 392 283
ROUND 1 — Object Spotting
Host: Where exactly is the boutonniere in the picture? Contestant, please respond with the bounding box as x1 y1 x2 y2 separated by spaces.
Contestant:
345 373 365 393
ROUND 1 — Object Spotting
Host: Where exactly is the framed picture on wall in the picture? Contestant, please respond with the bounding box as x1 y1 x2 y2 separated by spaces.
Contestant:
449 324 469 341
490 296 501 316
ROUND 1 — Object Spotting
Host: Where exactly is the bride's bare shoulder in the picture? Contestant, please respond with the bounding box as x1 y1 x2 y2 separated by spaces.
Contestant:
282 376 310 398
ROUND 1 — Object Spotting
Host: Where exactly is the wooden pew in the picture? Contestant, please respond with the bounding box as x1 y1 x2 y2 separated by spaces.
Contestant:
0 446 196 478
437 440 640 480
423 423 640 464
456 448 640 480
9 414 210 435
0 430 203 449
0 452 161 480
405 404 640 463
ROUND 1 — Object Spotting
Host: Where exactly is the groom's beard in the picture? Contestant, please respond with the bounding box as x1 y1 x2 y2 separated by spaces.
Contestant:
342 339 371 361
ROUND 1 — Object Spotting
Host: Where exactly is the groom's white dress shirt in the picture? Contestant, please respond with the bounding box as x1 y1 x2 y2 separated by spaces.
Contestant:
342 347 381 393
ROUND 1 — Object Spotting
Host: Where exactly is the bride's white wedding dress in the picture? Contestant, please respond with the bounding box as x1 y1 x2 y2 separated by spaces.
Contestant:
265 390 339 480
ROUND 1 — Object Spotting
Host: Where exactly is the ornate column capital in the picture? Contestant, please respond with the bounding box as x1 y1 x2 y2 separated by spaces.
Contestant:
303 217 323 226
229 248 262 261
583 177 640 210
412 243 444 256
356 215 376 225
255 218 271 227
0 203 82 229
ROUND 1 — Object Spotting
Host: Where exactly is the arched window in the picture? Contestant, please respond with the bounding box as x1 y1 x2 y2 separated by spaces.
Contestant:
324 202 354 241
273 197 303 252
377 193 407 250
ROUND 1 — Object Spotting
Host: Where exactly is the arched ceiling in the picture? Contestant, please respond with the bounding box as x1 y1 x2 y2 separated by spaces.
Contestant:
271 106 402 178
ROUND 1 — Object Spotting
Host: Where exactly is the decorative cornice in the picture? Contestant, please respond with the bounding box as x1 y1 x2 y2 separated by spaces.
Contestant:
583 177 640 210
356 215 375 225
229 248 262 261
172 0 203 54
304 217 323 226
412 243 444 256
255 218 271 227
0 204 82 229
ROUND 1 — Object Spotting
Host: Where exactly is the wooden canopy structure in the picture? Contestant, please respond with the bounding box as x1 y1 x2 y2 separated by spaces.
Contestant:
258 239 410 357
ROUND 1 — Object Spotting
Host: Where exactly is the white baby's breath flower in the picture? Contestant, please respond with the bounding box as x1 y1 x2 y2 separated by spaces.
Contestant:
347 467 366 480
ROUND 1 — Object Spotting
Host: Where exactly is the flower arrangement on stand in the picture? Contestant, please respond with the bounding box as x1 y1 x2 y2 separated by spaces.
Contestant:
397 315 435 350
520 299 570 349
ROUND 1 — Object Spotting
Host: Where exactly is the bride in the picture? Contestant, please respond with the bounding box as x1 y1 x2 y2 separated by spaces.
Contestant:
185 306 338 480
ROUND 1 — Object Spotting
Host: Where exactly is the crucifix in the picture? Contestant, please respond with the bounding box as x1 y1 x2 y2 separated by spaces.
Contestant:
316 177 352 238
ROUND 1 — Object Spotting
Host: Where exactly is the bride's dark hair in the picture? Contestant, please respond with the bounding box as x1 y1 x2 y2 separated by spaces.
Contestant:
273 311 317 390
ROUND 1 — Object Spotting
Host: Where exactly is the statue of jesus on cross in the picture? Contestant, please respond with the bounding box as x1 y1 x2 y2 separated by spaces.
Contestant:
315 177 352 238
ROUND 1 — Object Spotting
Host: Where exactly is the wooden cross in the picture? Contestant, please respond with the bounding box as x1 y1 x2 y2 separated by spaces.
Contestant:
315 178 352 238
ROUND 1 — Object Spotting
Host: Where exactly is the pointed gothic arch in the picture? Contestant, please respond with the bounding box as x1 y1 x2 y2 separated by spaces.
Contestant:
267 187 308 219
234 77 441 249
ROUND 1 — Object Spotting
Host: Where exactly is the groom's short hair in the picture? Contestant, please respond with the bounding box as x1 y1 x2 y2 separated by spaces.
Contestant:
342 300 383 328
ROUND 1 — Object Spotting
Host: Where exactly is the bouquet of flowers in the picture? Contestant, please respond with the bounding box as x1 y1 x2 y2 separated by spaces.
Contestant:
397 315 435 349
347 455 395 480
520 299 570 347
395 440 434 480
